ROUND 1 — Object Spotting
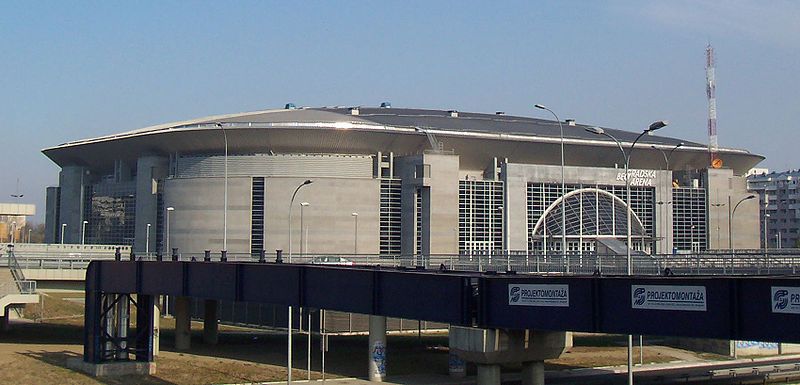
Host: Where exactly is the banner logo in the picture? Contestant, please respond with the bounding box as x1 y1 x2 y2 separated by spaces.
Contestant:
771 287 800 314
633 287 647 306
508 284 569 307
631 285 707 311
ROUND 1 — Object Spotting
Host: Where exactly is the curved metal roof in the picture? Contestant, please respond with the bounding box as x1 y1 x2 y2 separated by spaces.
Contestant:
42 106 764 174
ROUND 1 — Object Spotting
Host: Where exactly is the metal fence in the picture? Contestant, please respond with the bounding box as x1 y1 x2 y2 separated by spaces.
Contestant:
0 280 36 296
4 248 800 276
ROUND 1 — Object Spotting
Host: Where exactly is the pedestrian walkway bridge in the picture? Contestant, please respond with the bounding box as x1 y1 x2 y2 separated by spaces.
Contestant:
84 259 800 359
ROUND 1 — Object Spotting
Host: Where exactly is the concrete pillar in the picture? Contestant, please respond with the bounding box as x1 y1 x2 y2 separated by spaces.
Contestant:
174 296 191 350
44 186 60 244
152 304 160 356
0 308 9 332
58 166 89 244
203 299 218 345
448 353 466 377
521 361 545 385
476 364 501 385
368 315 387 382
115 295 129 359
448 328 466 377
134 155 168 253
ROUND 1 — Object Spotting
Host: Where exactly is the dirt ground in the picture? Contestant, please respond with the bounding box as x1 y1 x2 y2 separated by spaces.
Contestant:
0 293 724 385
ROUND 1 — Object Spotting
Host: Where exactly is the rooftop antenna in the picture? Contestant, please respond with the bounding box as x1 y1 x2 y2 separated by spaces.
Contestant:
10 178 23 199
706 44 721 168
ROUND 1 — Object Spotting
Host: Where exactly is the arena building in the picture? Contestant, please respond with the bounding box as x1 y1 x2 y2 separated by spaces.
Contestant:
42 105 764 260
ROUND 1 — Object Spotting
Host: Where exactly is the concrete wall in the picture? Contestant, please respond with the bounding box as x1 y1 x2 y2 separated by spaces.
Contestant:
263 177 380 256
396 154 460 256
164 175 382 256
706 169 760 249
424 153 460 255
396 155 421 256
164 177 252 254
58 166 88 244
133 156 168 253
44 187 60 244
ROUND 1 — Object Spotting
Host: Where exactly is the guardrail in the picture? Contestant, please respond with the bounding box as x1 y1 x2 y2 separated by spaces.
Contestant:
5 250 800 276
0 280 36 296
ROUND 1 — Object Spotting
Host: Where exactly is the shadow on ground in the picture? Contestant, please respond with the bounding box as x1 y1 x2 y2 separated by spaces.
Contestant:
2 320 595 381
17 350 176 385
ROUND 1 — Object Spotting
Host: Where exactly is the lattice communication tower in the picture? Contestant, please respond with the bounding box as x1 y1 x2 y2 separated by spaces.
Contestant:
706 44 720 167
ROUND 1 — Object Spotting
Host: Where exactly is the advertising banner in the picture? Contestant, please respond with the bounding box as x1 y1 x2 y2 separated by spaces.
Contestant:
631 285 707 311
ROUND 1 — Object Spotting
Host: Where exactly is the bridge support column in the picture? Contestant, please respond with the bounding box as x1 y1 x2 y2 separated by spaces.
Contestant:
448 352 466 377
0 307 9 332
476 364 501 385
174 296 191 350
521 361 545 385
152 304 160 356
450 327 570 385
203 300 218 345
368 315 387 382
115 295 130 360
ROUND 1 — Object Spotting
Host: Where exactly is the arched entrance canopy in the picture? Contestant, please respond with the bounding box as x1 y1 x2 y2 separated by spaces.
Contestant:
531 187 646 238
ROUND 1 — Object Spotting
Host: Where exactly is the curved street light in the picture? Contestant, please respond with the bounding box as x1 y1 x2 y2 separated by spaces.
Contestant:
165 207 175 254
352 212 359 255
534 104 567 266
287 180 312 384
300 202 310 255
217 123 229 253
651 142 683 254
146 223 152 254
650 142 684 171
288 180 313 263
729 195 756 250
81 220 88 245
586 120 668 385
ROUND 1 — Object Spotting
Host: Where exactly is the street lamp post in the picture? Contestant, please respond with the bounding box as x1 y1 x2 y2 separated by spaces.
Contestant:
656 201 671 254
729 195 755 273
651 142 684 171
586 120 668 385
288 180 313 263
691 225 697 274
287 180 312 384
764 213 770 253
10 221 16 244
711 202 726 249
217 123 229 254
166 207 175 254
300 202 310 255
496 205 509 271
728 196 755 249
352 212 359 255
651 143 683 254
534 104 568 271
60 223 67 245
81 220 88 245
586 121 667 273
146 223 152 254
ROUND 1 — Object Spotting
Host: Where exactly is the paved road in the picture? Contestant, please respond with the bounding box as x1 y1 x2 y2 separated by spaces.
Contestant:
256 354 800 385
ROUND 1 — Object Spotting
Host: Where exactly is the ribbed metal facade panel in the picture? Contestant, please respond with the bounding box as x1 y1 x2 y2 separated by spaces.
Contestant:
380 179 402 256
176 154 373 179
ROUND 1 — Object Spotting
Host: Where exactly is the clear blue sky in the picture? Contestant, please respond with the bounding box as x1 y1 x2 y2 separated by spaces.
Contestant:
2 1 798 222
